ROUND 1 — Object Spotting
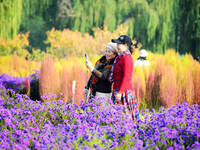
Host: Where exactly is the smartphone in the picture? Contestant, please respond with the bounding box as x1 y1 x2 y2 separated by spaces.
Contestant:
85 53 88 61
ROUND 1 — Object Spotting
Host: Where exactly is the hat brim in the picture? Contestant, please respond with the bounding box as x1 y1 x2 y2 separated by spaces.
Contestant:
140 54 148 57
140 52 148 57
111 39 123 44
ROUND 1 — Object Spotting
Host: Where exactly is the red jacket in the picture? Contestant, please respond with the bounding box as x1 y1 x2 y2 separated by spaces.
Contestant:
113 54 134 93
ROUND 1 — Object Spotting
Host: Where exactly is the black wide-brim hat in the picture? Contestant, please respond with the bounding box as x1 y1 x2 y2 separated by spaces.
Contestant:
112 35 133 47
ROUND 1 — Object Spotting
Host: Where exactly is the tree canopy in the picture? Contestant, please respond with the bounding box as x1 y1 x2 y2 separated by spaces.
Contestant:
0 0 199 56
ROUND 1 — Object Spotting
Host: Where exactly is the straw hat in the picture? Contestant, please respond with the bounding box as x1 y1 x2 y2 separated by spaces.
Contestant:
140 49 148 57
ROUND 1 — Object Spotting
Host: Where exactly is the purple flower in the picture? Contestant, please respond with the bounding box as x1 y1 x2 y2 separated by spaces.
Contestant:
167 146 173 150
136 140 143 147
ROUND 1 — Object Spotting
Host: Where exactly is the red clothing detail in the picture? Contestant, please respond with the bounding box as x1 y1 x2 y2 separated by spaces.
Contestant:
113 54 134 93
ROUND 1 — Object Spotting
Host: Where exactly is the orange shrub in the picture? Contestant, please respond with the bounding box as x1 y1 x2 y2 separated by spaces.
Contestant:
132 75 143 108
132 49 200 109
192 63 200 104
0 33 29 56
45 25 139 58
0 55 40 77
133 67 148 109
177 54 195 105
61 68 70 104
39 56 61 101
39 56 87 104
148 57 164 108
160 65 177 107
61 65 86 105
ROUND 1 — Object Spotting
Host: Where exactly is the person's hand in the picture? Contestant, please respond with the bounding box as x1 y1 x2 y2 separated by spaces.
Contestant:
84 89 88 99
85 60 94 72
115 93 122 104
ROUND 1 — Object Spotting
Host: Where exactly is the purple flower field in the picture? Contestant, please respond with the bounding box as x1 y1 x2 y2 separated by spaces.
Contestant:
0 73 200 149
0 71 39 91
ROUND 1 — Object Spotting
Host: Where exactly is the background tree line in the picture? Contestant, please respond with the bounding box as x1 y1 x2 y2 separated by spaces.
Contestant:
0 0 199 57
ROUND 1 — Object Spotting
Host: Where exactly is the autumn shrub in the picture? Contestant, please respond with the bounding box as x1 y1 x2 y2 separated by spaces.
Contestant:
45 25 140 58
39 56 61 102
0 33 29 56
160 65 178 107
190 58 200 105
132 49 200 109
39 56 86 104
133 50 161 109
133 67 147 109
148 60 163 109
60 57 87 104
0 55 40 77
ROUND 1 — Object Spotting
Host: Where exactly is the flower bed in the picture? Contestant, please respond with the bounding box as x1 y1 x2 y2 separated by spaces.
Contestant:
0 85 199 149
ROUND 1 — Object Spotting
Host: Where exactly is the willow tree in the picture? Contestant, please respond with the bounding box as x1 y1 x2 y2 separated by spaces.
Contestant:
0 0 53 39
69 0 199 55
115 0 199 55
1 0 198 56
176 0 200 56
93 0 105 27
115 0 175 53
104 0 117 31
20 0 53 50
71 0 101 34
20 0 53 29
55 0 74 29
0 0 22 38
71 0 117 34
149 0 175 53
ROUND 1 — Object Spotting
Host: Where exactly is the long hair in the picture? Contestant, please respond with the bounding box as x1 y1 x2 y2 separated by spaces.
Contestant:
128 41 138 54
128 45 134 54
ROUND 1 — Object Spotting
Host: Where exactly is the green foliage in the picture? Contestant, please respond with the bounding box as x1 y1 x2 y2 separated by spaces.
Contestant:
0 0 53 52
55 0 74 29
21 0 53 19
20 0 53 51
20 16 49 50
0 0 22 38
0 33 29 56
69 0 199 56
175 0 200 56
0 0 199 57
104 0 116 31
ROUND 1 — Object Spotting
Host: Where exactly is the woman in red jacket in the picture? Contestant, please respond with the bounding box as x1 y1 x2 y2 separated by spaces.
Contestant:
109 35 139 121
